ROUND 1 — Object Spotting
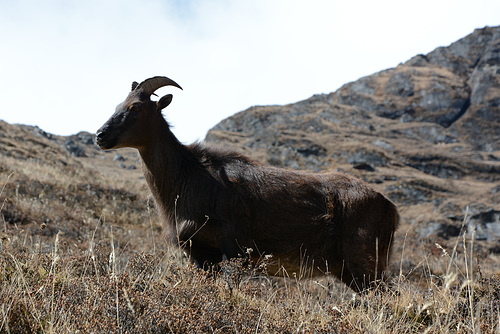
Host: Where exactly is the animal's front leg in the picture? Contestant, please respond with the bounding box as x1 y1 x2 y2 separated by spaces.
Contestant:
187 243 223 269
220 237 243 262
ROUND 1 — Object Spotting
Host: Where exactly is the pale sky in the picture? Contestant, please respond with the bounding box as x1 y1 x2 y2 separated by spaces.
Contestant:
1 0 499 143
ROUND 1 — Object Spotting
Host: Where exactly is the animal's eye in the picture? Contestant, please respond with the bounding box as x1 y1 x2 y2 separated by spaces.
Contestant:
128 104 140 112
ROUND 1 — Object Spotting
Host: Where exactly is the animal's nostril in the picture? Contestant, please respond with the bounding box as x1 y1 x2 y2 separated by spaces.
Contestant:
95 131 108 145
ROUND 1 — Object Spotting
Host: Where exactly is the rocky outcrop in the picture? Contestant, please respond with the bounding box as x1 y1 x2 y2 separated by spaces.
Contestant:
205 26 500 254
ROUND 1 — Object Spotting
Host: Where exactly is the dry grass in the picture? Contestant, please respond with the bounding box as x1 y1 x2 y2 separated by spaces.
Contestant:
1 163 500 333
1 226 499 333
1 121 499 333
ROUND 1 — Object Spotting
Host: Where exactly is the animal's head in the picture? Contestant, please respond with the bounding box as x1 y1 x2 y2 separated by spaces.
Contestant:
96 76 182 150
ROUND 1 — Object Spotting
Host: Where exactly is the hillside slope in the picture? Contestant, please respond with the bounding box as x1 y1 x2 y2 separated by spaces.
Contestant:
0 120 157 256
206 26 500 260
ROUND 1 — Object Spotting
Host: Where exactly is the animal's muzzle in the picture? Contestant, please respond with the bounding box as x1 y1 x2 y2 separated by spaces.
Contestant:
95 129 114 149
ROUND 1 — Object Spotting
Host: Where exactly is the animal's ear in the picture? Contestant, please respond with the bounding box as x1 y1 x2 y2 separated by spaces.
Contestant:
156 94 173 111
131 81 139 91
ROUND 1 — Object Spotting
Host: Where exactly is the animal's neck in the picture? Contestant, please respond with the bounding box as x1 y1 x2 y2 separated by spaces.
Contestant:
138 119 193 222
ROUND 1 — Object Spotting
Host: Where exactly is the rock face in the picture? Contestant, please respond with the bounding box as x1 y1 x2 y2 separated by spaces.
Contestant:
205 26 500 255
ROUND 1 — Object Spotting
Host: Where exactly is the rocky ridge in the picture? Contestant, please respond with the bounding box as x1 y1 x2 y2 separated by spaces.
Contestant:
205 26 500 257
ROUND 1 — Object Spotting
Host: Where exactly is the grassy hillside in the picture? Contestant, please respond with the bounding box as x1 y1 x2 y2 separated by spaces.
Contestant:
1 120 500 333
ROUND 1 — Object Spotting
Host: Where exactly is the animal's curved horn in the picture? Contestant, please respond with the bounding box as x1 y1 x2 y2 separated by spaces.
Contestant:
135 76 183 97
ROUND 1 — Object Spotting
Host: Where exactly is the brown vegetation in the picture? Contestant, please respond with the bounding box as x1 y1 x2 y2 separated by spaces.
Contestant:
1 226 499 333
1 117 499 332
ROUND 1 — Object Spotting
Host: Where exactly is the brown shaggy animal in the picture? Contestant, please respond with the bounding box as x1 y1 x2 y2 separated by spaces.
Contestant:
96 76 399 291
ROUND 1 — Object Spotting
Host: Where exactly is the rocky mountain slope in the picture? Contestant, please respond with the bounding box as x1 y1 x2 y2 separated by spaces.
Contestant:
206 26 500 260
